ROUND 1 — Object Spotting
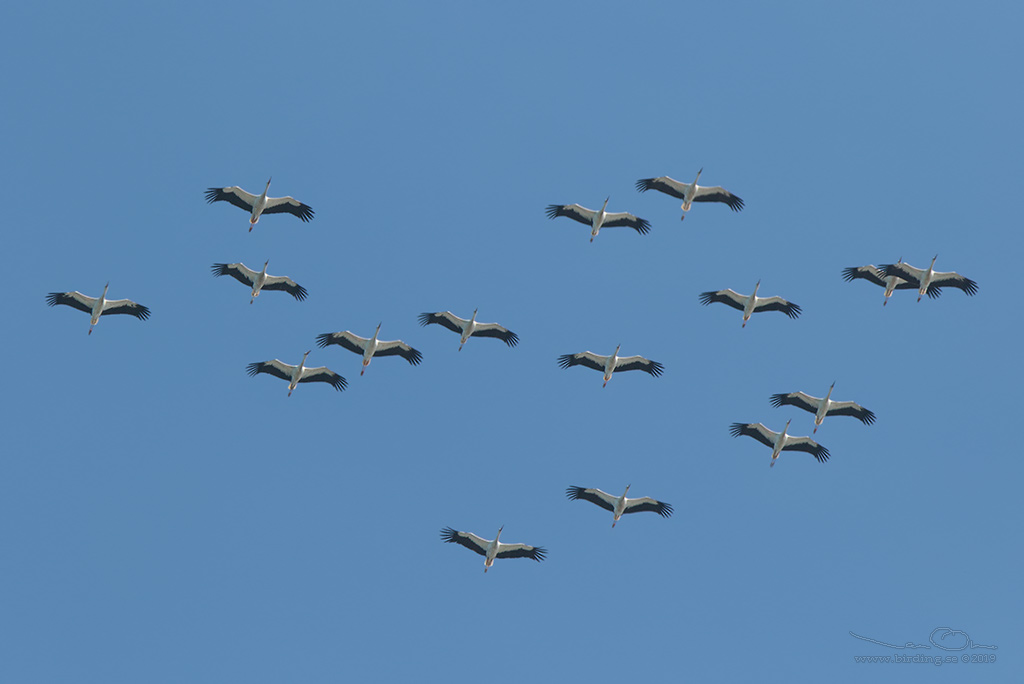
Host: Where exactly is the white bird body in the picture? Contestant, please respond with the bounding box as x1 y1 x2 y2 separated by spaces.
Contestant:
741 281 760 325
566 485 673 527
287 351 309 394
814 385 834 428
545 198 651 242
418 309 519 351
316 324 423 375
90 283 109 329
729 420 830 467
460 309 479 349
205 178 314 231
680 168 702 212
440 526 546 572
842 260 915 305
46 282 151 335
212 261 308 304
557 345 665 388
246 350 347 396
635 168 744 220
881 256 978 302
770 383 876 433
699 281 802 327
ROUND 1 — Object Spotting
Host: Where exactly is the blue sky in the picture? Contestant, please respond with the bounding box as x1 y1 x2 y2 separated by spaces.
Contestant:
2 1 1021 681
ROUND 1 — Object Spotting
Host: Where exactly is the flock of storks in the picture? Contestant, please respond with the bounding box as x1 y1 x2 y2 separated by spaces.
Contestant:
46 172 979 572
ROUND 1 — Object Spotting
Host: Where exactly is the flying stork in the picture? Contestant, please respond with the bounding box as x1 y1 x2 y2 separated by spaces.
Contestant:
211 261 308 304
557 345 664 387
880 256 978 302
246 351 347 396
205 178 314 231
440 526 546 572
566 485 673 528
842 260 915 306
316 324 423 375
46 283 151 335
635 168 744 220
545 198 651 242
699 281 801 327
770 383 876 433
729 421 830 467
418 309 518 351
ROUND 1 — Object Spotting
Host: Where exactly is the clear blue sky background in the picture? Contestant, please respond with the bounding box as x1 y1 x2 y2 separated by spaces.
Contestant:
2 2 1020 681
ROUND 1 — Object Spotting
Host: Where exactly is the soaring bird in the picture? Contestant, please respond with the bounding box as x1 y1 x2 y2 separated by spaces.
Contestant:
246 351 347 396
545 198 651 242
211 261 308 304
557 345 664 387
566 485 673 528
770 383 876 433
440 526 546 573
699 281 801 327
205 178 314 231
841 260 916 306
316 324 422 375
46 283 151 335
418 309 518 351
729 421 830 467
881 256 978 302
635 168 744 220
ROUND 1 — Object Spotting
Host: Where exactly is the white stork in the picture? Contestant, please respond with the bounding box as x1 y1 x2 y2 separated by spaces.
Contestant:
881 256 978 302
440 526 546 572
842 260 916 306
418 309 518 351
205 178 314 231
729 420 830 467
566 485 673 528
699 281 801 327
557 345 664 387
770 383 876 433
545 198 651 242
316 324 423 375
635 168 744 220
211 261 308 304
46 283 151 335
246 350 346 396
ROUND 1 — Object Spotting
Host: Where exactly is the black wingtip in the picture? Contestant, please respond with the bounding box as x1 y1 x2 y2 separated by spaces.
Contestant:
769 393 785 408
544 204 561 220
417 312 434 326
556 353 575 369
635 178 653 193
728 422 747 438
315 333 332 348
